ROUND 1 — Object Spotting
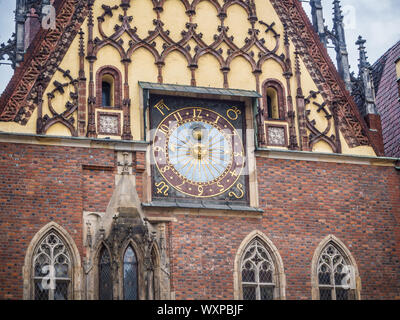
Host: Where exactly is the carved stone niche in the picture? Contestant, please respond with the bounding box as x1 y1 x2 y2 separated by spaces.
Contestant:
83 154 171 300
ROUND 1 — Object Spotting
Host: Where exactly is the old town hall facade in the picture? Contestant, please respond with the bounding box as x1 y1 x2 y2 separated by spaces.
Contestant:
0 0 399 300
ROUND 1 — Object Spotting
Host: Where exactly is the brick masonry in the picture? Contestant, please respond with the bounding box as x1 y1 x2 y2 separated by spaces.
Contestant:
169 157 400 300
0 142 399 299
0 142 116 299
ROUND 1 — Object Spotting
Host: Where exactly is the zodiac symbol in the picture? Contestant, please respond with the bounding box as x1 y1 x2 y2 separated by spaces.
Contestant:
155 181 169 196
229 183 244 199
226 106 241 121
154 99 170 116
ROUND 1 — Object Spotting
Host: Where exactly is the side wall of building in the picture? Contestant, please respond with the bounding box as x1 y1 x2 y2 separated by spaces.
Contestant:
0 142 398 299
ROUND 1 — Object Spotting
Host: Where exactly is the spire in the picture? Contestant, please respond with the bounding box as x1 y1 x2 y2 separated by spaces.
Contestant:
15 0 27 64
332 0 352 91
310 0 327 47
309 0 352 91
355 36 378 115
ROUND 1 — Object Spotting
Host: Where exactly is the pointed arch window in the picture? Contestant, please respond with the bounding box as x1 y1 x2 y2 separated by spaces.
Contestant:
123 246 138 300
241 238 276 300
32 232 72 300
316 243 356 300
311 235 362 301
99 247 113 300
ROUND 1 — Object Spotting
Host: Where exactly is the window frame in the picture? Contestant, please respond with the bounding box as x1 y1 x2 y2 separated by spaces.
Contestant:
262 79 287 121
311 235 361 300
234 231 286 300
23 222 82 300
96 66 123 109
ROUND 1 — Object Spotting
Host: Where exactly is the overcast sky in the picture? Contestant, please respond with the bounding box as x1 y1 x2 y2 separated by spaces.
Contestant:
0 0 399 93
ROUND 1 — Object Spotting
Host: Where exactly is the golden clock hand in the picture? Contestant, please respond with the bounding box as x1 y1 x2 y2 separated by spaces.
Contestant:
203 158 217 180
201 160 211 181
182 160 195 180
206 153 222 176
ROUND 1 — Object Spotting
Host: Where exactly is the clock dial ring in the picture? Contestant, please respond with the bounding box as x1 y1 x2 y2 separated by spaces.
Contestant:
153 107 245 198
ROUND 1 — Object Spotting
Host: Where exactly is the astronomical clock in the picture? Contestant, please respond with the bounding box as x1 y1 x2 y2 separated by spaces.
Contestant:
150 95 249 206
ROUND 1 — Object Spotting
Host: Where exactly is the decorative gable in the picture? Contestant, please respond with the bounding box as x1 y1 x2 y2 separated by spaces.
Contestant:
0 0 381 156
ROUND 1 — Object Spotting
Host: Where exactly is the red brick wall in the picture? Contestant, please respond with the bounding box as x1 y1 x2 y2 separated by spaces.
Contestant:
0 143 116 299
170 157 400 300
0 142 399 299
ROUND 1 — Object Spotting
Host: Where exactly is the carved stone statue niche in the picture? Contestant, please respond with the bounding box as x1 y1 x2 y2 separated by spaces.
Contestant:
84 152 171 300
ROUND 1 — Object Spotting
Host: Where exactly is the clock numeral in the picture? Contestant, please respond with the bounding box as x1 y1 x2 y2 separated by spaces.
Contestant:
155 181 169 196
217 182 225 192
193 108 202 119
229 183 244 199
159 124 170 135
160 165 170 173
226 106 241 121
173 112 183 123
198 185 204 196
233 151 244 157
214 115 220 124
154 146 164 153
154 99 170 116
230 170 239 177
175 181 185 191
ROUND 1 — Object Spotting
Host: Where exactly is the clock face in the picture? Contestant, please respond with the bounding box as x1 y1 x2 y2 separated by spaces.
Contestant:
150 95 247 202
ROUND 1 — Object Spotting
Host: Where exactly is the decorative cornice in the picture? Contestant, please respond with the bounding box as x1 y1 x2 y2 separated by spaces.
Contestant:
0 131 148 151
256 147 399 167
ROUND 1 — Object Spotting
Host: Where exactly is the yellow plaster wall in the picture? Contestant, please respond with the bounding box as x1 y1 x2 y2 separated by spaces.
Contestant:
0 0 377 157
162 51 192 86
129 48 159 140
228 56 255 90
340 132 376 157
225 4 252 48
196 54 224 88
192 1 220 45
161 0 188 43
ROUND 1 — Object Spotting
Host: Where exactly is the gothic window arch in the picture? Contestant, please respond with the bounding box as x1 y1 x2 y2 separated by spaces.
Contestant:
234 231 286 300
96 66 122 109
23 222 82 300
98 246 113 300
123 245 138 300
311 235 361 300
262 79 286 120
32 232 71 300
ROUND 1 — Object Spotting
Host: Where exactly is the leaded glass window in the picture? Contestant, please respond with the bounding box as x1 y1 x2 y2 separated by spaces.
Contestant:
32 232 71 300
317 243 355 300
149 247 157 300
241 239 275 300
123 246 138 300
99 247 113 300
